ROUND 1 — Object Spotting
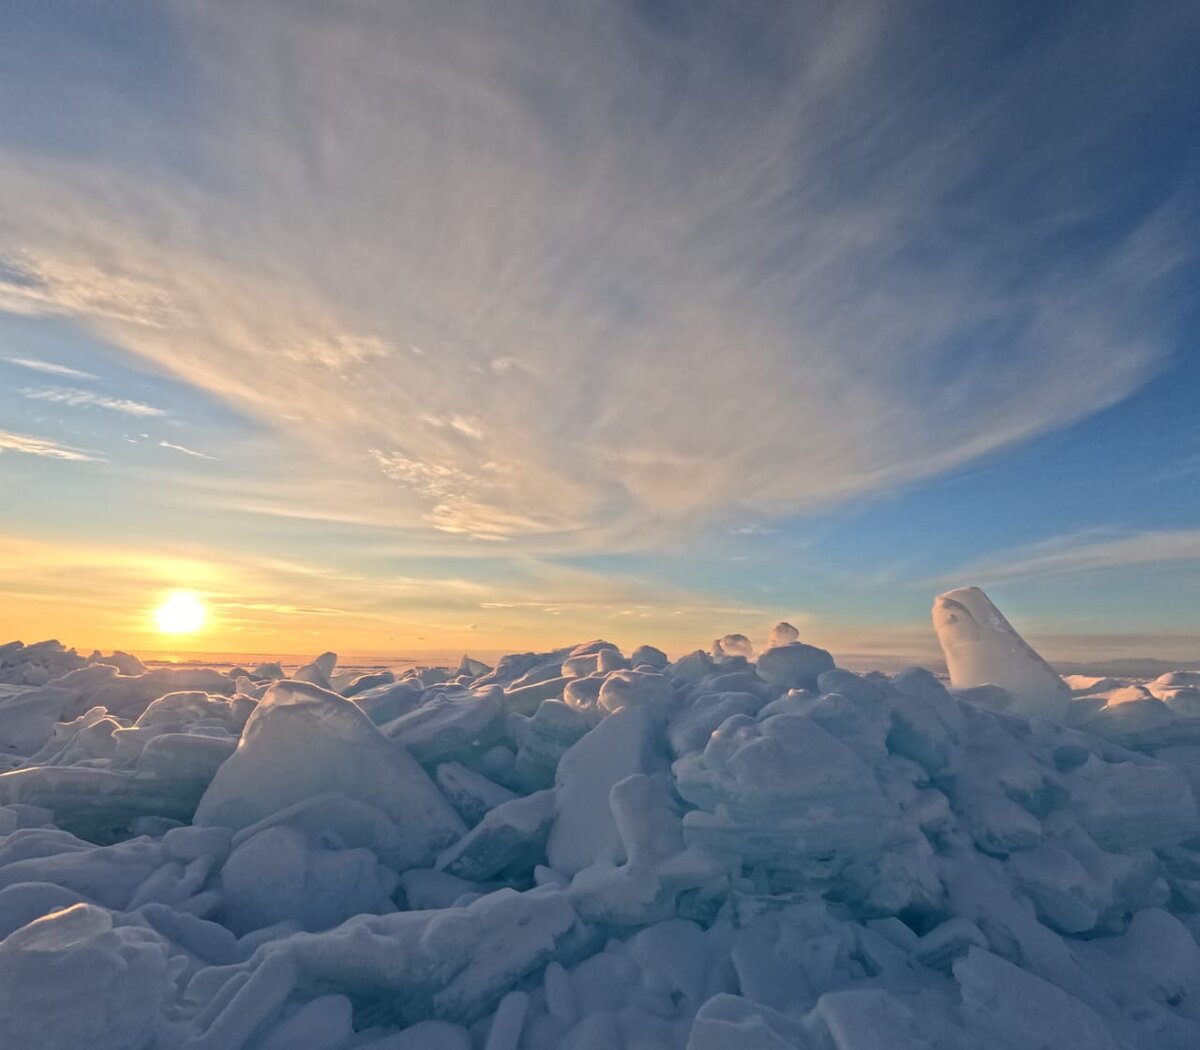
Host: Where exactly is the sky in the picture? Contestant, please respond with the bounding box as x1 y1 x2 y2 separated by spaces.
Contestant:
0 1 1198 665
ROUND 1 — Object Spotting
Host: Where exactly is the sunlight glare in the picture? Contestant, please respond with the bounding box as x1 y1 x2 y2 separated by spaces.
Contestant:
154 591 207 635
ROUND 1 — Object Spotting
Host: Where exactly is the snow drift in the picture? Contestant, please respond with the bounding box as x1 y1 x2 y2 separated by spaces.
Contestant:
0 598 1199 1049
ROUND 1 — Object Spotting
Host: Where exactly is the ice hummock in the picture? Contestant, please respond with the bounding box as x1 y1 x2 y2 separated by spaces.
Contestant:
0 627 1199 1048
933 586 1072 721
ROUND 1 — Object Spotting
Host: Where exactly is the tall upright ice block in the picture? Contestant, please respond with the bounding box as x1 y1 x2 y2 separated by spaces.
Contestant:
933 586 1071 721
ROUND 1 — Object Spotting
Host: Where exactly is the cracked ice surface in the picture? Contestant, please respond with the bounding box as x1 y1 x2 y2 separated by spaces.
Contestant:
1 618 1200 1049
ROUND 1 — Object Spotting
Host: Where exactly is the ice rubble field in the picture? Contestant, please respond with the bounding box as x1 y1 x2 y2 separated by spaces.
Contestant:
1 590 1200 1048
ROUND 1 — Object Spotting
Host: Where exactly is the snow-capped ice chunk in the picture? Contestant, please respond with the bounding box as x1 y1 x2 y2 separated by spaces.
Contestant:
0 685 78 756
510 699 596 790
0 640 87 686
562 643 625 678
1075 696 1192 750
955 945 1120 1049
1064 751 1199 852
668 649 715 683
666 690 764 758
687 993 809 1049
475 649 568 690
569 772 723 926
194 680 464 869
351 678 425 725
547 703 664 876
94 650 146 676
631 644 668 669
712 634 753 659
201 885 579 1033
767 622 800 648
1165 688 1200 719
598 669 674 714
675 713 875 814
801 687 891 763
87 667 234 720
1154 671 1200 691
340 669 396 697
0 763 217 840
456 655 493 678
562 673 606 711
381 686 505 764
1065 674 1123 695
884 669 965 774
0 882 91 939
0 903 172 1050
293 651 338 688
226 792 409 869
912 917 988 971
934 586 1071 721
435 762 518 826
676 714 905 881
219 824 398 933
436 788 556 882
753 642 835 692
0 830 170 910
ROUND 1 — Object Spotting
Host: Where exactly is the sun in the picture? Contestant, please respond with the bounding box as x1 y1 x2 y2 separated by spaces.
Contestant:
153 591 207 635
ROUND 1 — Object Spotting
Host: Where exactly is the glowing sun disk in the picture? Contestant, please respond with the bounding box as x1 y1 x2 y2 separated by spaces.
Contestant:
154 591 207 634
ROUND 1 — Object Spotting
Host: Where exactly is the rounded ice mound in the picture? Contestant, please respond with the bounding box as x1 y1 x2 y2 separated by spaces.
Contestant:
0 903 170 1050
767 621 800 648
630 644 668 669
598 670 673 713
712 634 753 659
753 641 835 691
194 680 465 868
674 713 879 815
933 586 1071 722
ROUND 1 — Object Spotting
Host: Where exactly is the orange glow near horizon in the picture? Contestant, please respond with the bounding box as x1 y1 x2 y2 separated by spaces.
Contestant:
7 533 1181 670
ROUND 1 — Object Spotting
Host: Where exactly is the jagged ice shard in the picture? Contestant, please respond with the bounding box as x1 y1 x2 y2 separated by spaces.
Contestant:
933 586 1072 721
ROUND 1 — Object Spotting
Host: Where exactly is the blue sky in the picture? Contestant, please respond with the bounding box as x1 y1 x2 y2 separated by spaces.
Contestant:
0 1 1197 662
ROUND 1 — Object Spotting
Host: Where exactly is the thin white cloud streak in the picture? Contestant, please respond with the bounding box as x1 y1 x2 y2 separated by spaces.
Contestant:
0 2 1193 546
159 439 217 460
0 428 102 462
944 529 1200 585
21 386 166 417
6 357 97 380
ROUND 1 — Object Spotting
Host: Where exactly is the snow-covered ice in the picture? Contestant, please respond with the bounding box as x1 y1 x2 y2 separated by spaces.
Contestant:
2 595 1200 1049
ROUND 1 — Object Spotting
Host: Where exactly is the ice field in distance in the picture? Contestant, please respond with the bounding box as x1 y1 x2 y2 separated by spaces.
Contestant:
0 588 1199 1048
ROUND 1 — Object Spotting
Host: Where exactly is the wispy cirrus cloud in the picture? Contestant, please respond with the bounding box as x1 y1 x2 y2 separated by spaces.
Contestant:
6 357 97 380
280 334 391 372
0 2 1194 549
943 529 1200 585
0 428 102 462
0 251 175 327
21 386 166 417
